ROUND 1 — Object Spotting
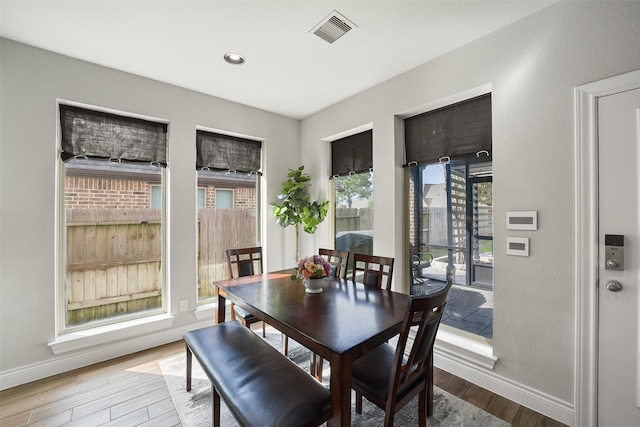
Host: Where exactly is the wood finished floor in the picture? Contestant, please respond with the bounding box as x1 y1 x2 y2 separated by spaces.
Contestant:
0 339 568 427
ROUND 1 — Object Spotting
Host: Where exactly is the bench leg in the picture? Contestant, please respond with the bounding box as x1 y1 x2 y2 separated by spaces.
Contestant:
213 386 221 427
186 344 192 392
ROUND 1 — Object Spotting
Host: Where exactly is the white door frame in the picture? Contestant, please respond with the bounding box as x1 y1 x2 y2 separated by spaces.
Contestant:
574 69 640 427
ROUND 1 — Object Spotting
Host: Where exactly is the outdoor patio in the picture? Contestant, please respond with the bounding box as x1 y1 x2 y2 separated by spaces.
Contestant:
412 281 493 339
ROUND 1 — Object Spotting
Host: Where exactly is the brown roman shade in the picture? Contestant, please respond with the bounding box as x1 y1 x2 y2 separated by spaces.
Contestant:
60 105 168 166
196 130 262 174
331 129 372 178
404 93 491 165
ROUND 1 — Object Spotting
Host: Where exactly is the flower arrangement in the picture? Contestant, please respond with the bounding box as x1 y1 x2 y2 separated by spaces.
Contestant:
294 255 332 280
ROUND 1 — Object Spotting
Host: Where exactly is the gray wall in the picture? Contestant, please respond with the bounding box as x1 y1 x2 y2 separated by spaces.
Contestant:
300 0 640 405
0 38 299 376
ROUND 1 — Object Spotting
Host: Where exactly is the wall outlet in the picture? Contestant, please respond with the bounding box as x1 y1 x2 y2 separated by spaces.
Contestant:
179 299 189 312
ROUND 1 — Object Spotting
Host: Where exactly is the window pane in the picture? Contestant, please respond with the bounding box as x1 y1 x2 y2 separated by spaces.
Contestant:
197 188 206 209
215 189 233 209
334 171 373 271
150 185 162 209
64 159 164 329
410 161 493 339
197 170 258 302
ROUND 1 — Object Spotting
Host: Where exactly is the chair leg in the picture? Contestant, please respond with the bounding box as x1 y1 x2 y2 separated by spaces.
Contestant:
427 355 434 417
355 391 363 414
282 335 289 356
186 344 192 391
309 352 323 381
384 399 396 427
230 303 236 321
316 358 324 381
418 388 427 427
310 352 317 376
213 386 221 427
262 321 266 337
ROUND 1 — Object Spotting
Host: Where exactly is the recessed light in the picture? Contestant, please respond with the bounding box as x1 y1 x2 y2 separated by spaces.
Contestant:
224 52 245 65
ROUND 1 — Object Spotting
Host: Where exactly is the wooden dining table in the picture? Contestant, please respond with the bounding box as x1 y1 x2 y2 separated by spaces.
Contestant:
214 269 409 426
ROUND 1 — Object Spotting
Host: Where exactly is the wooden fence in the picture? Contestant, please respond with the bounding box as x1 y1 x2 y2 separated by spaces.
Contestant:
65 208 256 326
335 208 373 233
66 209 162 326
197 209 256 299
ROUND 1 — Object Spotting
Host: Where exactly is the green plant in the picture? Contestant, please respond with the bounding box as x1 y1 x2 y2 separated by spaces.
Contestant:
272 166 329 264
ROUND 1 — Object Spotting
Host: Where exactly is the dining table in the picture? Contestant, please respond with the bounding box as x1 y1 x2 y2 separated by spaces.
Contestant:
214 269 409 426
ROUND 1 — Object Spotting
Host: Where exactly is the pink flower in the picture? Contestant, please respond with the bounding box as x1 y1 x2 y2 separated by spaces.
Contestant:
296 255 332 279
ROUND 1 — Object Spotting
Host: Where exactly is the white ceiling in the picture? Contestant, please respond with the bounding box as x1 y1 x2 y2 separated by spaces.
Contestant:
0 1 555 119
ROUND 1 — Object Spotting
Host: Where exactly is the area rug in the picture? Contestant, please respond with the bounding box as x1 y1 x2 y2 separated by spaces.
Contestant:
160 327 509 427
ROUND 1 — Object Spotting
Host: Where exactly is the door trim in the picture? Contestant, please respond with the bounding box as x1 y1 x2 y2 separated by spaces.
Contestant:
575 69 640 427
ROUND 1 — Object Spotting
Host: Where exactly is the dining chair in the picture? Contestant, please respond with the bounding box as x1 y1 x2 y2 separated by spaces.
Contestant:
351 280 452 427
310 248 350 379
225 246 289 355
225 247 266 337
318 248 349 279
352 253 395 290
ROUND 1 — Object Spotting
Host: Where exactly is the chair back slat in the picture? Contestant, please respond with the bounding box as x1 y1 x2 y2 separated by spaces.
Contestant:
352 253 395 290
226 247 263 279
318 248 349 279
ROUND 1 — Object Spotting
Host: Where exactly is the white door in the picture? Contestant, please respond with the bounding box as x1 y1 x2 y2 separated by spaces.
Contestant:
597 87 640 426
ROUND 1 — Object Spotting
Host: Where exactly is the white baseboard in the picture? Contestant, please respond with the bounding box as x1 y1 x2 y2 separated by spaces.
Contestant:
434 348 574 426
0 320 213 391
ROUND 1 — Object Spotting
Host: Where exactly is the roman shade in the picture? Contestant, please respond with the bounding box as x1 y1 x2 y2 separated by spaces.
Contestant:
60 105 168 166
404 93 491 166
331 129 372 178
196 130 262 174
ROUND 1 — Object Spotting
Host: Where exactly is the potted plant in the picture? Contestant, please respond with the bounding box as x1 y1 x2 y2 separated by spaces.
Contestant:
272 165 329 264
294 255 332 293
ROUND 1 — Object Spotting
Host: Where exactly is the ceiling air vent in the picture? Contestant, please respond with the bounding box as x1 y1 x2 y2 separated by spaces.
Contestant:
310 10 357 44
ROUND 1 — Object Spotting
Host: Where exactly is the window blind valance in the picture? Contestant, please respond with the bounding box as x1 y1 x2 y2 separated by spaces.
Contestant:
196 130 262 174
404 93 491 166
60 105 168 166
331 129 373 178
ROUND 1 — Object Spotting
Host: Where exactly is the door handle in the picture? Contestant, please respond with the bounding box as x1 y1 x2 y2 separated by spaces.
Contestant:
605 280 623 292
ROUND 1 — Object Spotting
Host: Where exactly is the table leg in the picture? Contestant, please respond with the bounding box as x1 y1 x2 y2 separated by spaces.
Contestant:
329 353 352 426
216 290 226 324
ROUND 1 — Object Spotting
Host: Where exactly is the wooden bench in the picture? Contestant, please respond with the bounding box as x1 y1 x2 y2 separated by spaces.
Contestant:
184 321 331 427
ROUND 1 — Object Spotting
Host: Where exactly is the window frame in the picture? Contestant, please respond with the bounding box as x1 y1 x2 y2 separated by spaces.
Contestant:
56 101 168 336
195 128 263 306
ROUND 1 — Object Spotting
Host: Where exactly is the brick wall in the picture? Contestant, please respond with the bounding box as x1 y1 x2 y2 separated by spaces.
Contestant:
65 176 152 209
66 176 256 210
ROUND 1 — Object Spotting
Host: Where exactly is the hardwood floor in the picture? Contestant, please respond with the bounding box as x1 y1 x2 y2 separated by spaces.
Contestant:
433 368 567 426
1 339 567 426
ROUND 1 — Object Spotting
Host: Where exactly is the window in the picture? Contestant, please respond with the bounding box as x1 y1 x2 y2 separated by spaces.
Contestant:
195 130 261 302
151 185 162 209
405 94 493 339
331 130 374 271
59 104 167 332
215 189 234 209
197 187 206 209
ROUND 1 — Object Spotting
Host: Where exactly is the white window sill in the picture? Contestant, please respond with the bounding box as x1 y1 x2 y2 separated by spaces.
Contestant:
48 314 174 355
434 325 497 370
194 302 217 321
